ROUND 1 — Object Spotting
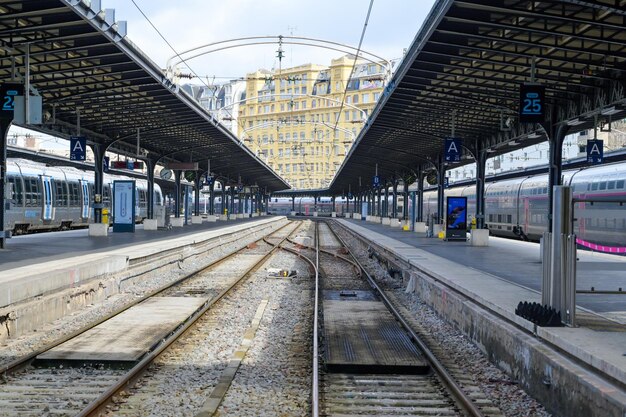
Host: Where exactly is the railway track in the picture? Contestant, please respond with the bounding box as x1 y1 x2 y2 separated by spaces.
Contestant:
0 221 303 417
313 220 506 417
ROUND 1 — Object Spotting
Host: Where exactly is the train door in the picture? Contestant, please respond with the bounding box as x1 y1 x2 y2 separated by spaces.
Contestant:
40 175 54 221
79 180 90 219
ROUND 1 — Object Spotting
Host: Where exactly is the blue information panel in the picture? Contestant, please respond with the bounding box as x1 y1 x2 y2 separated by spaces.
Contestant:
519 84 545 123
446 196 467 240
444 137 461 162
70 136 87 161
372 175 380 187
586 139 603 164
113 180 136 233
347 192 353 200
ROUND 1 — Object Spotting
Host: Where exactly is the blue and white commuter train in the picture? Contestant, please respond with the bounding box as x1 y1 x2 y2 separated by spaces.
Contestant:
4 159 163 234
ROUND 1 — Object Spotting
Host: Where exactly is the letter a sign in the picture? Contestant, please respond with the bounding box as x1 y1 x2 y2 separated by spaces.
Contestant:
70 136 87 161
586 139 603 164
444 137 461 162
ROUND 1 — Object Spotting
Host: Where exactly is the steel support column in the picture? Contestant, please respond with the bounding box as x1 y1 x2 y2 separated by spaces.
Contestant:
392 180 398 218
417 170 424 222
174 170 181 218
437 156 446 223
91 143 104 224
146 159 155 219
383 186 389 217
0 120 9 248
291 196 295 211
209 182 215 215
403 180 409 220
547 123 570 232
475 150 487 229
194 176 201 216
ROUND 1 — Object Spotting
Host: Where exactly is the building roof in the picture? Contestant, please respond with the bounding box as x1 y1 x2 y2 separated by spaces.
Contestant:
0 0 289 192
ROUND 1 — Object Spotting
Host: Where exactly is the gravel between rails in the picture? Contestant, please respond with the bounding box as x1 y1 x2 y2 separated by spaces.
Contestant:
105 221 315 417
332 222 551 417
0 221 288 368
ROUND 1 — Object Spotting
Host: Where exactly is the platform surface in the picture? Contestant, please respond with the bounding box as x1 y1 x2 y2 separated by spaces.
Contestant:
38 297 205 363
337 219 626 385
323 291 427 373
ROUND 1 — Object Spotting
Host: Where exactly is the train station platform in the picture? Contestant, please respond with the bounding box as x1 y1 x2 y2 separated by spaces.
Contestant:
0 215 284 309
336 218 626 412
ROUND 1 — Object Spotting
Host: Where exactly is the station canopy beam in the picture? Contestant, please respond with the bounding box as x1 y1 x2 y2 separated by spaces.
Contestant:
329 0 626 194
0 0 289 192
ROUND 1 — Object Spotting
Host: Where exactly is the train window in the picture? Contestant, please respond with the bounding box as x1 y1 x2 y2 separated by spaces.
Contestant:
69 182 80 206
507 215 512 223
617 180 625 189
543 187 548 194
591 182 598 191
608 181 615 190
599 182 607 191
27 177 41 207
7 175 23 205
55 181 65 206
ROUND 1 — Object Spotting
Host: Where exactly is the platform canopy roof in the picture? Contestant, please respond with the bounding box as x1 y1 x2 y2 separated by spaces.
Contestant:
0 0 289 192
330 0 626 193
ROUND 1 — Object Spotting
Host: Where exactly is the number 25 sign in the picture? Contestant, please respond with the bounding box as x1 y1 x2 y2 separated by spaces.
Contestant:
519 84 545 123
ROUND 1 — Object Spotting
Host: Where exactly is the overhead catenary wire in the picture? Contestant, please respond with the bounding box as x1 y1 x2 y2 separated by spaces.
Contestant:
129 0 246 136
333 0 375 133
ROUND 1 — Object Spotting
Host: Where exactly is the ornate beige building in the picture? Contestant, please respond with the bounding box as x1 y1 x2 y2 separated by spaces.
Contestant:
238 55 389 189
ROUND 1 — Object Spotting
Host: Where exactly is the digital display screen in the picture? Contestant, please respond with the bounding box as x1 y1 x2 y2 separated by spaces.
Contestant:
446 196 467 231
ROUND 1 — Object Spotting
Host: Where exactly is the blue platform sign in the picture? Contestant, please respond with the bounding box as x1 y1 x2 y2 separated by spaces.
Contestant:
444 177 449 188
444 137 461 162
103 156 110 172
237 184 244 193
372 175 380 187
519 83 545 123
205 175 214 186
586 139 603 164
347 192 353 200
0 83 23 118
70 136 87 161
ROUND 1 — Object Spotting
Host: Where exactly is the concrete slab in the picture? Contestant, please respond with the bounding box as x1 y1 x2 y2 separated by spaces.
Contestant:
37 297 206 363
170 217 184 227
88 223 108 237
143 219 158 230
323 293 427 374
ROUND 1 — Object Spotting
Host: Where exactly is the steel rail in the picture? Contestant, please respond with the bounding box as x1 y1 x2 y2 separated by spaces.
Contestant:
327 219 487 417
77 221 302 417
285 236 361 275
0 220 292 377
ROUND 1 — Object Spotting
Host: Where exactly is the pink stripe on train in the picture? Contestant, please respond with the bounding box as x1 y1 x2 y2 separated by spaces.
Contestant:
576 238 626 254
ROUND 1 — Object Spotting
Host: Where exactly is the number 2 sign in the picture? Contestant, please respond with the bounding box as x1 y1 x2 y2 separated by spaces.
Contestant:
0 83 24 119
519 84 545 123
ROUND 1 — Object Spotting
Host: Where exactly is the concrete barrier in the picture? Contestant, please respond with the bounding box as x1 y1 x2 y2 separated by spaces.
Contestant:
170 217 184 227
313 211 318 217
382 217 391 226
143 219 158 230
414 222 427 233
331 212 336 217
390 219 401 228
470 229 490 246
191 215 203 224
206 215 217 222
433 223 444 236
290 211 296 216
353 213 361 220
88 223 108 237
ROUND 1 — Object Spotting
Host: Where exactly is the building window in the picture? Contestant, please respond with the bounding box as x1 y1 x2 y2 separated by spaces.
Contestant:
362 93 370 103
301 86 307 94
352 94 358 104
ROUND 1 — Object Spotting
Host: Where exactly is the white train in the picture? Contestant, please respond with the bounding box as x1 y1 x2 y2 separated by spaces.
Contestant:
423 162 626 248
4 159 163 234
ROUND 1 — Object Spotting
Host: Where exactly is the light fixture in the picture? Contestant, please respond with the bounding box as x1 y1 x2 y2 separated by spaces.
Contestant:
601 106 621 116
486 148 495 153
508 140 520 146
567 118 585 126
527 132 541 139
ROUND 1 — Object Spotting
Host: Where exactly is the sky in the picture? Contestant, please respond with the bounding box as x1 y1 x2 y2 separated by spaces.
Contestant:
102 0 437 83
